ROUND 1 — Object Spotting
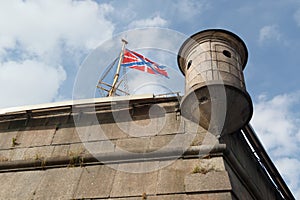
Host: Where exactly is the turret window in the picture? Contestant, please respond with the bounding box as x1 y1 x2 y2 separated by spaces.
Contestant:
223 50 231 58
187 60 192 70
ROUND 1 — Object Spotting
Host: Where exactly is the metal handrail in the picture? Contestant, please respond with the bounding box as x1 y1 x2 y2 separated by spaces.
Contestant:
243 124 295 200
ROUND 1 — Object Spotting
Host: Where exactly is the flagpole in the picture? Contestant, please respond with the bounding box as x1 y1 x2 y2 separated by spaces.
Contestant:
108 39 128 96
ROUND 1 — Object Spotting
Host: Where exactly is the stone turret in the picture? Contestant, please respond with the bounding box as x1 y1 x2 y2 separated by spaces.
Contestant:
178 29 253 135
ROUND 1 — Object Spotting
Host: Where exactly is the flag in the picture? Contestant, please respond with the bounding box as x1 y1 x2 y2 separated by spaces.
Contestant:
121 49 169 78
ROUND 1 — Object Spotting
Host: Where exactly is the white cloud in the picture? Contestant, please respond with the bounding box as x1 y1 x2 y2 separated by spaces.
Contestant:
252 92 300 155
0 0 115 108
128 15 168 29
294 9 300 27
251 92 300 198
259 25 281 44
0 60 66 108
172 0 208 21
275 158 300 199
0 0 114 57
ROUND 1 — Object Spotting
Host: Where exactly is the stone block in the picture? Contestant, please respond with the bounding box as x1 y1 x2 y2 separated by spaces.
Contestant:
187 192 233 200
11 147 27 161
73 165 116 199
128 118 158 137
195 157 226 172
0 170 44 199
0 130 18 150
17 126 55 147
52 125 80 145
184 119 207 134
0 149 13 162
149 134 175 151
23 146 54 160
110 162 158 197
157 169 185 194
164 159 200 172
69 143 87 156
76 124 106 142
51 144 70 157
147 194 187 200
115 161 160 174
33 167 82 199
150 133 196 153
184 171 231 193
83 140 115 156
104 123 129 140
116 137 150 153
191 133 205 146
107 197 141 200
157 113 184 135
0 173 16 197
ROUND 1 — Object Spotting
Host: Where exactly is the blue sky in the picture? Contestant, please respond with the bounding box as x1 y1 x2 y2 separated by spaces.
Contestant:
0 0 299 198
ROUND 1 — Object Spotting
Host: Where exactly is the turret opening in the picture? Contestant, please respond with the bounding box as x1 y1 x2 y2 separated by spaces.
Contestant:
187 60 192 70
223 50 231 58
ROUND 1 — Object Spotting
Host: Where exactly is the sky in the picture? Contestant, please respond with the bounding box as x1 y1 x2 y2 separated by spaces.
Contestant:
0 0 299 198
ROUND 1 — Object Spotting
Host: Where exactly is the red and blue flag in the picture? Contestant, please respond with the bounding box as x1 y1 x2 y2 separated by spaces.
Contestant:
121 49 169 78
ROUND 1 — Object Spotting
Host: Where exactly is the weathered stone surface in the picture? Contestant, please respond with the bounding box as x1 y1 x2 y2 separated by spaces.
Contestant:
51 144 70 157
83 140 115 155
157 113 184 135
157 168 186 194
108 196 141 200
187 192 233 200
149 133 196 154
160 159 200 173
0 97 289 200
116 137 150 153
73 165 116 199
148 194 187 200
184 119 207 134
52 125 80 145
69 143 87 155
33 167 82 199
0 173 16 198
23 146 54 160
110 162 158 197
149 134 175 150
77 124 109 142
0 170 44 199
191 133 205 146
93 123 129 141
17 126 55 147
185 171 232 193
156 159 199 194
0 130 18 149
106 193 232 200
115 161 160 174
0 149 13 161
11 147 27 161
130 118 160 137
193 157 226 173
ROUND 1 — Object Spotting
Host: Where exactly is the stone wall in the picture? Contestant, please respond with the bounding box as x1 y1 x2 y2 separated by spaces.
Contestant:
0 96 286 199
